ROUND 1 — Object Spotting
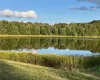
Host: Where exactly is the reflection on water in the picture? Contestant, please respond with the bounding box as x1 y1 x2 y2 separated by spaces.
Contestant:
37 48 95 56
0 37 100 56
1 48 99 56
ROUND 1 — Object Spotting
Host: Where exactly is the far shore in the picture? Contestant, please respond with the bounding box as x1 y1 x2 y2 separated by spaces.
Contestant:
0 35 100 38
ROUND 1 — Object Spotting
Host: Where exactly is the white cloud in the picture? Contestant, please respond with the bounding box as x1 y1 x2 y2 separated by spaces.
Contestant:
0 9 38 18
77 0 100 5
69 6 97 11
69 0 100 11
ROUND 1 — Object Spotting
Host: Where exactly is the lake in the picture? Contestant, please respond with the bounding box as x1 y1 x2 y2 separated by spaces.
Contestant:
0 37 100 56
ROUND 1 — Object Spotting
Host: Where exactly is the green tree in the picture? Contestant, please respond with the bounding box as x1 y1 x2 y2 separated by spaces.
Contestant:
52 27 58 35
40 26 47 35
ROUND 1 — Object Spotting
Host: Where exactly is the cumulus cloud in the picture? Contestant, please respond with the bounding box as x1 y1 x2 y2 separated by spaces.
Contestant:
0 9 38 18
69 6 97 11
77 0 100 5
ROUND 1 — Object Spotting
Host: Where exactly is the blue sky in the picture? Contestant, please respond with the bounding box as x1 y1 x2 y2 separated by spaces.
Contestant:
0 0 100 24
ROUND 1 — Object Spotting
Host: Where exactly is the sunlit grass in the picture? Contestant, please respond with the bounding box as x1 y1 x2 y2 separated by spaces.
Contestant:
0 52 100 70
0 59 100 80
0 35 100 38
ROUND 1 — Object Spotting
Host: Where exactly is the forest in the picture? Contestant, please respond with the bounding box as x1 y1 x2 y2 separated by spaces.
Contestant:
0 20 100 36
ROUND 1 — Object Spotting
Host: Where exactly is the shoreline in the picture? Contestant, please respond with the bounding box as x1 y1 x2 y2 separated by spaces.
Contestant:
0 35 100 38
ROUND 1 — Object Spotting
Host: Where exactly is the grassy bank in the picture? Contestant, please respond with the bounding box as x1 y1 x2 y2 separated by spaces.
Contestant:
0 59 100 80
0 52 100 70
0 35 100 38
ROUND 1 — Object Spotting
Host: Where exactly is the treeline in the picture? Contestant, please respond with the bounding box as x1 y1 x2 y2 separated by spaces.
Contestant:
0 37 100 53
0 20 100 36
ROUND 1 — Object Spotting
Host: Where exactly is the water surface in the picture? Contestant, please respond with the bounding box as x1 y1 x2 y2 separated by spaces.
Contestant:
0 37 100 56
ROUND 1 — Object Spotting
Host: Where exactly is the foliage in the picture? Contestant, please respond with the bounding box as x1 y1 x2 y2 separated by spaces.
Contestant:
0 20 100 36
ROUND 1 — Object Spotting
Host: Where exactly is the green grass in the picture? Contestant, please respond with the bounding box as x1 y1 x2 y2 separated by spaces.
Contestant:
0 59 100 80
0 52 100 70
0 35 100 38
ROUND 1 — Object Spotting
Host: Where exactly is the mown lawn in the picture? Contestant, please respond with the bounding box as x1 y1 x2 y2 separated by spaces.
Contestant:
0 59 100 80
